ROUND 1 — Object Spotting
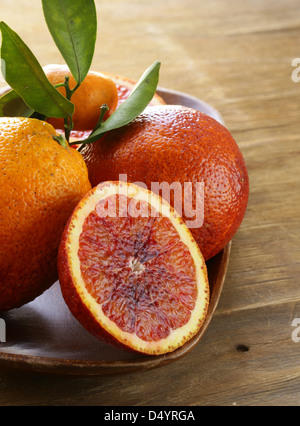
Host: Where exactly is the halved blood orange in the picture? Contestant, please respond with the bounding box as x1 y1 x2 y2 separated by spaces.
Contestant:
58 181 209 355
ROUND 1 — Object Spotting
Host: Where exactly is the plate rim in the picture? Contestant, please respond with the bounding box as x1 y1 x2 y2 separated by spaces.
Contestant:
0 242 231 376
156 86 225 125
0 87 230 376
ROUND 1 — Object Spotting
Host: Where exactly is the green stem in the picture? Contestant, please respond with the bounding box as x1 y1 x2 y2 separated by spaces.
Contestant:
69 104 109 148
54 83 65 89
92 104 109 133
53 134 68 149
62 76 80 143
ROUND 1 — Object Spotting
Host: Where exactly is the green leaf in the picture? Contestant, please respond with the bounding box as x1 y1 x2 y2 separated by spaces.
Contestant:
0 21 74 118
42 0 97 84
0 89 34 117
78 60 161 146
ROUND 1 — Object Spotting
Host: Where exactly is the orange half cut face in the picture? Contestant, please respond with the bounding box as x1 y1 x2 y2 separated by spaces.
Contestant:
58 181 209 355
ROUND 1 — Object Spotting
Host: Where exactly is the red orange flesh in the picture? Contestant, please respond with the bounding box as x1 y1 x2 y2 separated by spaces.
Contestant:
58 181 209 355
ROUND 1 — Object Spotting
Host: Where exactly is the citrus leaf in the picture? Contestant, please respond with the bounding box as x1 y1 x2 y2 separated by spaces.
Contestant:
0 89 34 117
78 60 161 146
42 0 97 84
0 21 74 118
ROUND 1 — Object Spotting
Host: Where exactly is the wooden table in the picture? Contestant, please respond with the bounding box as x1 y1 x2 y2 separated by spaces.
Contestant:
0 0 299 406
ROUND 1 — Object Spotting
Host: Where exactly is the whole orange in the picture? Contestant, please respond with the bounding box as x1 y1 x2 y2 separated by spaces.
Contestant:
81 105 249 260
0 117 91 311
43 64 119 131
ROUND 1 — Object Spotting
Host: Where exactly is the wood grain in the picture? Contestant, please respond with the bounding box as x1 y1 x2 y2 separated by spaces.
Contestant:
0 0 299 406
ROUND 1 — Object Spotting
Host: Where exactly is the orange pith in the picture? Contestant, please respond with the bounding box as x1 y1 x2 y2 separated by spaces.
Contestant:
58 181 209 355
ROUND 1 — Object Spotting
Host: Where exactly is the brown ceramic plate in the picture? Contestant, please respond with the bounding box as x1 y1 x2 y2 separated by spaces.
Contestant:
0 88 231 376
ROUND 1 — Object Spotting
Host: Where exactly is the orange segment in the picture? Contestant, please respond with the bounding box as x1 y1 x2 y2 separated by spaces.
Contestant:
58 181 209 355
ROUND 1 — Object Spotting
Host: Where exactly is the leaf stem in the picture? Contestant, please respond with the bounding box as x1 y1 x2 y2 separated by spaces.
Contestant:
54 83 65 88
69 103 109 148
53 133 68 148
62 75 81 142
93 104 109 133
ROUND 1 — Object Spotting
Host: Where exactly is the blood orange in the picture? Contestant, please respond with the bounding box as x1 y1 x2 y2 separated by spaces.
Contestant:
81 105 249 261
58 181 209 355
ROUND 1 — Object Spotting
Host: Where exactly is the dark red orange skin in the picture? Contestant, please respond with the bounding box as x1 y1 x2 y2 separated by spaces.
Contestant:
81 106 249 260
57 214 138 353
